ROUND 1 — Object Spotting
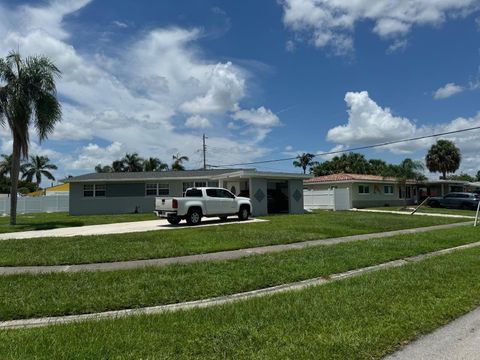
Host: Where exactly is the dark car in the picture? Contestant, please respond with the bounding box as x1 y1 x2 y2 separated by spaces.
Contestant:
427 192 480 210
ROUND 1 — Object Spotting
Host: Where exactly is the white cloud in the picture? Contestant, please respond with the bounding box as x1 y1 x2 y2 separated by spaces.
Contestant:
0 1 278 175
327 91 417 145
185 115 211 129
113 20 128 28
326 91 480 174
281 0 479 53
434 83 464 99
232 107 281 127
386 39 408 54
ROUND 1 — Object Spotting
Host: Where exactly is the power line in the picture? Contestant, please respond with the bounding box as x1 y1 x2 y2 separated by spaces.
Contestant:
210 126 480 168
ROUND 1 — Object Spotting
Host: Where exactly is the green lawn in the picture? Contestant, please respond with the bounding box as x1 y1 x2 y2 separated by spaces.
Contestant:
0 226 478 321
2 246 480 359
0 212 157 233
0 211 464 266
370 206 477 217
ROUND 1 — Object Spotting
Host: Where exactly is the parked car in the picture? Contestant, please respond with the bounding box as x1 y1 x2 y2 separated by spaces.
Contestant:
154 187 252 225
427 192 480 210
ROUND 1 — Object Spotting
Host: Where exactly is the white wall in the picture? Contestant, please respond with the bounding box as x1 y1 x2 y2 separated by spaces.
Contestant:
0 195 69 215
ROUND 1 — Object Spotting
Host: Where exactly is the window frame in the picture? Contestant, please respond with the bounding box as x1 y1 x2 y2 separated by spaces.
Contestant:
83 184 105 198
145 183 170 197
358 184 370 195
383 185 394 195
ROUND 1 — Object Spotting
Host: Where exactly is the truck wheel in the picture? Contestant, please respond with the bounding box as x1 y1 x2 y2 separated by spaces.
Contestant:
186 208 202 226
238 206 250 221
167 216 181 225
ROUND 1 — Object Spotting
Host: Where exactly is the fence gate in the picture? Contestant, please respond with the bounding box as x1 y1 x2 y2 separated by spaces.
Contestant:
303 188 351 211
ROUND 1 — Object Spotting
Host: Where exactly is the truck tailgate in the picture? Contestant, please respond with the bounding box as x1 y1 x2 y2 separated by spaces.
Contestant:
155 197 175 211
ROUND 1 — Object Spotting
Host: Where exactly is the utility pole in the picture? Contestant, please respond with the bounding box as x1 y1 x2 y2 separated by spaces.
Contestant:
202 133 208 170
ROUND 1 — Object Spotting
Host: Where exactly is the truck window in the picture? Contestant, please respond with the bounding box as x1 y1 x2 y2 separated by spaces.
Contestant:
206 189 219 197
218 189 235 199
185 189 203 197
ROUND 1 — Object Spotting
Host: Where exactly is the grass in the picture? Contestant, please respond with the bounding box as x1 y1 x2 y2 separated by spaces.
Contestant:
2 246 480 359
0 212 157 233
0 226 478 321
0 211 464 266
370 206 477 217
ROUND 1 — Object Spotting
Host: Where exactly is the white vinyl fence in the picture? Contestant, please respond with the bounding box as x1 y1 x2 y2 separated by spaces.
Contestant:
303 188 351 211
0 195 69 215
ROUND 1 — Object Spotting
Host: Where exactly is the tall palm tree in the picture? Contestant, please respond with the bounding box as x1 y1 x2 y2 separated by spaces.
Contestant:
143 157 169 172
21 155 57 190
122 153 144 172
0 51 61 225
171 153 189 171
425 139 461 179
293 153 316 174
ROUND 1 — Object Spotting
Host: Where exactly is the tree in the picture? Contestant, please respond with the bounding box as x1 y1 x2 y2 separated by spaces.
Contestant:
21 155 57 190
0 51 61 225
446 173 475 182
476 170 480 182
112 160 125 172
0 154 13 177
122 153 144 172
172 153 189 171
395 158 425 207
95 164 113 173
425 139 461 180
312 152 371 176
293 153 316 174
144 157 169 172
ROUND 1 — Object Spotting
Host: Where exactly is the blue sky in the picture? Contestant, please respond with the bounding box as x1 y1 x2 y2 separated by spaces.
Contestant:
0 0 479 182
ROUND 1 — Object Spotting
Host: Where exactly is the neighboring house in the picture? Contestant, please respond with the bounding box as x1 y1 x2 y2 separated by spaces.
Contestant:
66 169 309 217
28 183 70 197
417 180 467 199
304 173 418 208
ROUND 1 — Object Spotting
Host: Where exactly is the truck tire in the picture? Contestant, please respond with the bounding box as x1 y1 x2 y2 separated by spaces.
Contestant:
238 206 250 221
186 208 202 226
167 216 181 225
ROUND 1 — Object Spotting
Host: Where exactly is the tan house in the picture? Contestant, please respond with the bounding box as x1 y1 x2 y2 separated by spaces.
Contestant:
304 173 418 208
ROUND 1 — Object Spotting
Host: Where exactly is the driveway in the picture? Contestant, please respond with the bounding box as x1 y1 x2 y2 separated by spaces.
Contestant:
0 217 266 241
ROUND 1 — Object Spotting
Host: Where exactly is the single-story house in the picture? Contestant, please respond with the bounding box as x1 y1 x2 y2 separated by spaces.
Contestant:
304 173 471 208
67 169 310 217
304 173 418 208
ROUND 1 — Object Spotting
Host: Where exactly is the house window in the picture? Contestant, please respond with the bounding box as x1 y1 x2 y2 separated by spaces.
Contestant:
358 185 370 195
158 184 169 196
195 181 207 187
83 184 94 197
384 185 394 195
95 184 106 197
183 182 194 193
208 181 219 187
84 184 105 198
145 183 170 196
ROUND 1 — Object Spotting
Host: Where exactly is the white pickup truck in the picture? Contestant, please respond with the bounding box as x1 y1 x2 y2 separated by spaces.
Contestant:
154 187 252 225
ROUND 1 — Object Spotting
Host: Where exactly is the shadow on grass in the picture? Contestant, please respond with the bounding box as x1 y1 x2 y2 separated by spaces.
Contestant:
10 221 86 231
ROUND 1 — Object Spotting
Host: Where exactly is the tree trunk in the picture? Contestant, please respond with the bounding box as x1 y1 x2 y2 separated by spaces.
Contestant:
442 171 446 180
10 136 21 225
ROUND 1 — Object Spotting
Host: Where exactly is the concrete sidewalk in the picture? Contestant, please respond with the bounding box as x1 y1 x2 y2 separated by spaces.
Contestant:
0 221 471 275
0 217 267 241
385 307 480 360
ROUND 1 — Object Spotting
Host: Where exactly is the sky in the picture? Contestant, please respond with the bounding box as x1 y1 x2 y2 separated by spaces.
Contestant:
0 0 479 183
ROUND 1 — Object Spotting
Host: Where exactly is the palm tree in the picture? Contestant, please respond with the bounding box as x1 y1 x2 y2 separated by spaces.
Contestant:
293 153 316 174
0 51 61 225
111 160 125 172
122 153 144 172
425 139 461 179
143 157 169 172
395 158 425 207
0 154 13 177
171 153 189 171
21 155 57 190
